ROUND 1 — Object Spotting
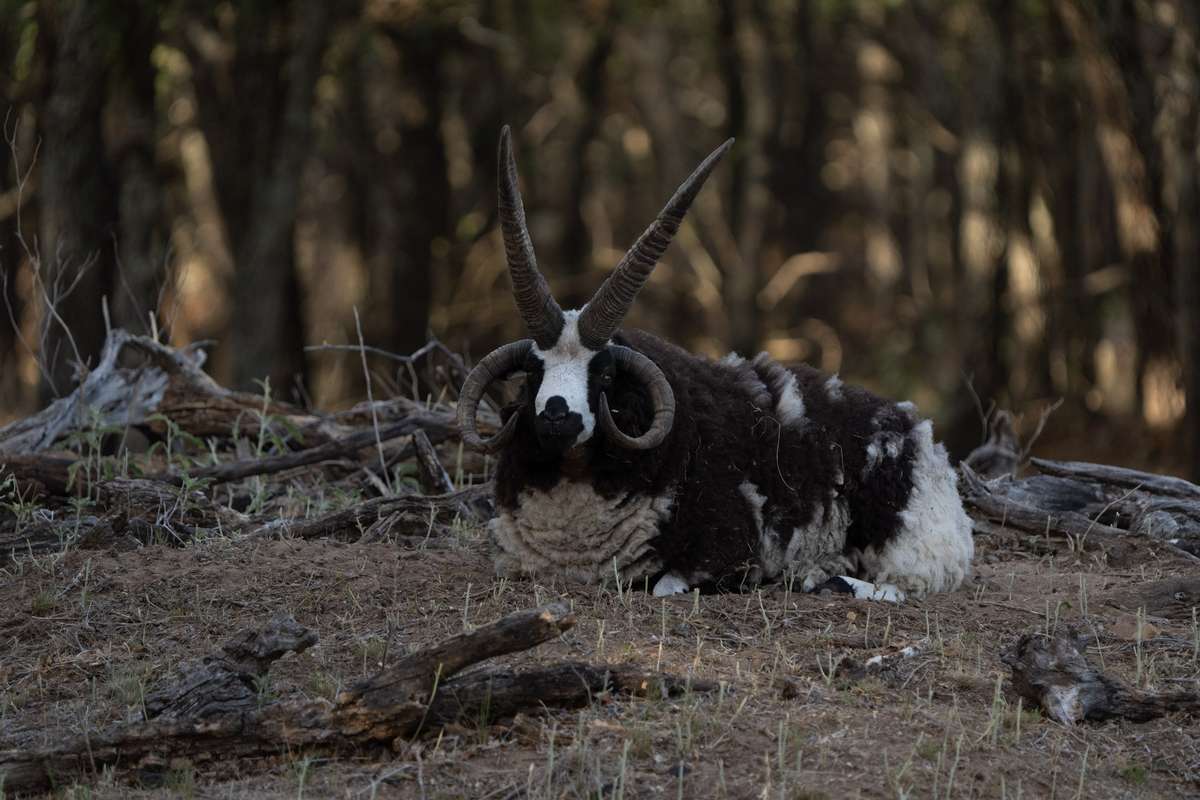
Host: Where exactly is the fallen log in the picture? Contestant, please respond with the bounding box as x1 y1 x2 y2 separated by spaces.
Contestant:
959 464 1128 540
1 477 251 560
1003 631 1200 725
0 330 339 453
0 603 710 794
248 484 492 541
149 411 456 486
1032 458 1200 501
144 615 319 721
413 429 454 495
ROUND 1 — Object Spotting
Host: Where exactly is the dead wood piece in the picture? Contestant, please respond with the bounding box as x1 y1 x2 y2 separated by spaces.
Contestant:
150 411 455 486
1002 631 1200 725
959 464 1127 540
1 477 251 562
0 604 713 794
0 514 130 560
963 410 1020 480
144 615 318 721
1102 576 1200 621
424 663 712 730
249 484 491 541
0 454 77 497
0 330 346 456
1031 458 1200 501
330 602 574 741
413 429 454 495
96 478 247 531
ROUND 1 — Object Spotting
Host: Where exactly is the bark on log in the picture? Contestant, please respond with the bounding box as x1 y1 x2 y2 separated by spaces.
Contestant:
248 485 491 541
959 464 1128 539
1003 631 1200 724
0 603 711 794
413 429 454 495
1031 457 1200 501
0 330 337 454
1 477 251 560
962 410 1021 480
144 615 318 721
149 411 456 486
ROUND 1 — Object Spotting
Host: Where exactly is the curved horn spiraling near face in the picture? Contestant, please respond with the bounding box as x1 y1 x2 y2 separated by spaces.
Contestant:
498 126 564 349
597 346 675 449
457 339 534 453
577 138 734 350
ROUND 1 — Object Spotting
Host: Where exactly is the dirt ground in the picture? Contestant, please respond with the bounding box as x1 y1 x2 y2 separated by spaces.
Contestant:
2 518 1198 800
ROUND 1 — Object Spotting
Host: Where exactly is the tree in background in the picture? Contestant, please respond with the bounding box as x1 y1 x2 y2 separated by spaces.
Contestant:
1 0 1198 479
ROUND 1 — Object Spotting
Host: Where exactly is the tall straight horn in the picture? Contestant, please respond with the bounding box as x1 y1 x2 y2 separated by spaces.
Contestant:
498 125 564 349
577 138 734 350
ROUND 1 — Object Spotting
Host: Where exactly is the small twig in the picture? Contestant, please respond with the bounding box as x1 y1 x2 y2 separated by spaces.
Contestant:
1019 397 1065 463
354 307 392 496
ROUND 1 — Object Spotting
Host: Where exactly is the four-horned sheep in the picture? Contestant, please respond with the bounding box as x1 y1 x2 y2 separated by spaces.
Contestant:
457 127 973 602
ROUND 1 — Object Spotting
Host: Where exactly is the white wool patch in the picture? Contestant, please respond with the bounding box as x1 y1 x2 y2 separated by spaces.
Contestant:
729 479 777 578
774 370 806 425
824 374 844 401
532 310 598 445
720 352 746 366
490 479 674 584
751 353 807 426
868 420 974 597
742 478 851 586
652 572 690 596
862 429 906 477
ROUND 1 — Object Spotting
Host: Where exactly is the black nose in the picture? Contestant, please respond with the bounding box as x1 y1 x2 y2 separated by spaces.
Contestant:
543 396 568 421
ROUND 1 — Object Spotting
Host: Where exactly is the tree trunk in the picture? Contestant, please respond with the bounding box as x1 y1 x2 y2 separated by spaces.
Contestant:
185 1 334 396
1055 0 1167 415
1152 1 1200 477
36 0 118 401
560 21 615 309
718 0 761 356
388 27 450 356
109 5 165 336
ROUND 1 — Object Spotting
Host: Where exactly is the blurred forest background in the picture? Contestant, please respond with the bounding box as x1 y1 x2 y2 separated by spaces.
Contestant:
0 0 1198 475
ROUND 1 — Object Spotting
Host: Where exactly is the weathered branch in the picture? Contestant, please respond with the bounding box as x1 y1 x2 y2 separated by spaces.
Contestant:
149 411 456 486
0 603 711 794
1003 631 1200 724
0 330 337 454
413 429 454 495
959 464 1128 540
1031 458 1200 501
248 484 491 541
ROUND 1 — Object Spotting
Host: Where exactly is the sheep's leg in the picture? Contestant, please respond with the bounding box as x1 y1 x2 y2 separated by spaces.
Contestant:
816 576 906 603
652 572 690 597
786 552 854 593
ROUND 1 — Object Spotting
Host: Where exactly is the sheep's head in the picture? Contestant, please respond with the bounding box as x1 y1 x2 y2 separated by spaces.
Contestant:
458 126 732 455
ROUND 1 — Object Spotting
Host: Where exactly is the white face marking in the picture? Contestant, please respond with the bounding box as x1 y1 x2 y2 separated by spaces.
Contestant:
531 310 599 445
